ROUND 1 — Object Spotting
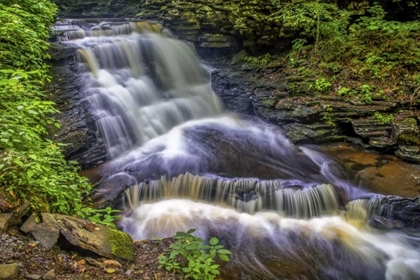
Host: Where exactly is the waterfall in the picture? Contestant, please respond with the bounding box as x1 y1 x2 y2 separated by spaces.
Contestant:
123 173 340 217
60 20 420 280
67 24 223 158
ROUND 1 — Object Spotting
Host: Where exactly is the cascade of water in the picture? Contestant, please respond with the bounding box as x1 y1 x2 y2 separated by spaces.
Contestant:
60 21 420 279
55 21 163 41
120 199 420 280
123 173 340 217
70 29 223 158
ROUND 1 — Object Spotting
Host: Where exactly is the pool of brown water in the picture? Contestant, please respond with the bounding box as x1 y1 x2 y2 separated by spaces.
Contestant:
322 142 420 197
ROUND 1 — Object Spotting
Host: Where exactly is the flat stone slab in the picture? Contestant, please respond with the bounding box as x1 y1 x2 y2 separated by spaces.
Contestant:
56 215 134 260
0 263 19 279
0 213 13 232
26 213 134 260
32 213 60 250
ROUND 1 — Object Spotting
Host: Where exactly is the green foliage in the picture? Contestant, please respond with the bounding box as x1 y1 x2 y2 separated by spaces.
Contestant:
337 86 352 96
311 77 332 92
244 53 271 66
321 104 335 127
359 84 373 103
278 1 350 41
284 2 420 101
158 229 231 280
291 38 308 52
0 1 115 226
374 112 394 124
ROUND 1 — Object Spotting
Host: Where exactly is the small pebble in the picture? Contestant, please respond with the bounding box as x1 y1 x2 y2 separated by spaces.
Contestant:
25 274 42 280
103 260 122 268
104 268 116 274
43 269 55 280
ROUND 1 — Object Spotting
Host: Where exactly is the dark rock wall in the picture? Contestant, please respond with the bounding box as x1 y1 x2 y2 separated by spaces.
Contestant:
50 0 420 165
210 57 420 164
54 0 420 52
46 43 107 169
55 0 139 18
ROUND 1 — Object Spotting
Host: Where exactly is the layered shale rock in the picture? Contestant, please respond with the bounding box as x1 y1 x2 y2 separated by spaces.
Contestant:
46 43 107 169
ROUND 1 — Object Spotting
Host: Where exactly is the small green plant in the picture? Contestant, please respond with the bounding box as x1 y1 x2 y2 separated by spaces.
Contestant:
321 104 335 126
74 205 120 228
374 111 394 124
158 229 231 280
337 86 352 96
312 77 332 92
360 84 373 103
244 53 271 66
292 38 308 51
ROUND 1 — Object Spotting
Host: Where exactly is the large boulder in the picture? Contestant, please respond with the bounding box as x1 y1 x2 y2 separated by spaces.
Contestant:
26 213 134 261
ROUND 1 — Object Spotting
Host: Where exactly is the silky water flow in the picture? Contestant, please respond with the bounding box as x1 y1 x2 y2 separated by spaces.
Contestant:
59 21 420 280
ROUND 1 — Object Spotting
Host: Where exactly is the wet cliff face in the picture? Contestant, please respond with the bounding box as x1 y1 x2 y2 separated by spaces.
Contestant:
46 43 107 169
55 0 139 18
54 0 420 53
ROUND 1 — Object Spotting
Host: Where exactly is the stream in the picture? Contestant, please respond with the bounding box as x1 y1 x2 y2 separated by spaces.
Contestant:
56 20 420 280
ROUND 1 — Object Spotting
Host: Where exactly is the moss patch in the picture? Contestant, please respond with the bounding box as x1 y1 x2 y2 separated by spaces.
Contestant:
109 228 135 261
398 133 420 146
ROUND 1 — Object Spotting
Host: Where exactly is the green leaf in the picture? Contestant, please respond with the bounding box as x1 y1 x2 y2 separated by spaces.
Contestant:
27 170 34 178
219 254 230 262
209 237 219 246
217 249 231 255
210 270 220 275
13 159 24 167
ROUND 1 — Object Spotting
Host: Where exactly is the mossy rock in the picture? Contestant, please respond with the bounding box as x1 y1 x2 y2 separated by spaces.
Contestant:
398 133 420 146
109 228 135 261
53 214 135 261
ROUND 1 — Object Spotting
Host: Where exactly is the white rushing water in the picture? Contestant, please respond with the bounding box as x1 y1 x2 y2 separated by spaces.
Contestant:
61 21 420 280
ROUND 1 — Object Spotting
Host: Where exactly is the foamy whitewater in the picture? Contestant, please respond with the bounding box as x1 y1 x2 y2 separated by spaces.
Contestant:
60 20 420 279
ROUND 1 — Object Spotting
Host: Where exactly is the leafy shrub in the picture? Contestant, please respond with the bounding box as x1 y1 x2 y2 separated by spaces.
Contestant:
0 1 115 226
312 77 332 92
244 53 272 66
284 2 420 100
158 229 231 280
374 112 394 124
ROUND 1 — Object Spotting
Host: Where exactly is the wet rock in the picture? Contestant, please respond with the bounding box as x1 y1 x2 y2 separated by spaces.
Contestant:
392 116 420 162
374 196 420 229
369 216 404 230
46 42 107 170
90 173 137 208
55 0 137 18
0 263 19 279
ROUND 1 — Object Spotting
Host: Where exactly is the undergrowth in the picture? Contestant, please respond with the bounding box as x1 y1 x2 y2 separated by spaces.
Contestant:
158 229 231 280
283 2 420 102
0 0 116 226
